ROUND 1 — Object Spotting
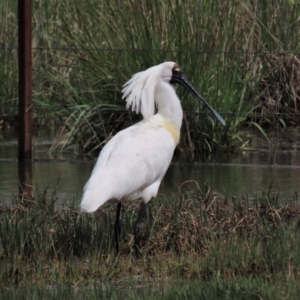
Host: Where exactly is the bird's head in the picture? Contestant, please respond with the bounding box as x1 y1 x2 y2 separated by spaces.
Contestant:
122 62 226 126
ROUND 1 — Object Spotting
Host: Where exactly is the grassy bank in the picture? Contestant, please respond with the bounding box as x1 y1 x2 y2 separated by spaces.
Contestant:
1 187 300 296
1 1 300 155
2 278 300 299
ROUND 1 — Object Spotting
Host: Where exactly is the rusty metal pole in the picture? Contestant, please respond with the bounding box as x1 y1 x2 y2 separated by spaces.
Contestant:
18 0 33 199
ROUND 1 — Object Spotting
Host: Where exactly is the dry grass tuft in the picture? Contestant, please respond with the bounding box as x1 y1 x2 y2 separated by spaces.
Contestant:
256 54 300 126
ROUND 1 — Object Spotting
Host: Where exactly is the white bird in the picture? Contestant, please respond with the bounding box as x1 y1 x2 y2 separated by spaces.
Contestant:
80 62 226 253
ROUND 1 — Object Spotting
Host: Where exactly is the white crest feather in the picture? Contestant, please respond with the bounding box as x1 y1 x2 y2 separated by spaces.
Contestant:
122 64 162 119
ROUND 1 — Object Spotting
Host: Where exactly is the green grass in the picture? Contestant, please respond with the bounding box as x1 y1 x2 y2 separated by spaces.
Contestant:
2 278 300 299
1 186 300 294
1 0 300 154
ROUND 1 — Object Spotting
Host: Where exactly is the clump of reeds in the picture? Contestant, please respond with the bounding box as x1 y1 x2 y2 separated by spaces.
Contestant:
254 54 300 126
1 1 300 153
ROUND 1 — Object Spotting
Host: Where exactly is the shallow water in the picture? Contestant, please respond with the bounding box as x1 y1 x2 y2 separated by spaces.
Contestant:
1 128 300 205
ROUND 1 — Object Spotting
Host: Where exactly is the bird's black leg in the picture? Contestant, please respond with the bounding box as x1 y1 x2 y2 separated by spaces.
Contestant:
114 203 122 253
134 202 147 257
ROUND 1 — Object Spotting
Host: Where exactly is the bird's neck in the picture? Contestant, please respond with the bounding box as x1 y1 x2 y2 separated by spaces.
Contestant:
155 83 183 130
154 82 183 145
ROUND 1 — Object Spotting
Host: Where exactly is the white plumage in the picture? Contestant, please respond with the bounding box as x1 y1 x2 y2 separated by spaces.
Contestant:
80 62 225 252
81 62 182 212
80 115 176 212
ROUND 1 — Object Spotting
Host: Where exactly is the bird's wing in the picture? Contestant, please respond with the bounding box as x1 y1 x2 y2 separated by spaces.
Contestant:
80 121 175 212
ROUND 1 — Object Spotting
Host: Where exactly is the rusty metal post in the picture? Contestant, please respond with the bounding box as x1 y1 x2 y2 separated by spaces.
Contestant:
18 0 33 199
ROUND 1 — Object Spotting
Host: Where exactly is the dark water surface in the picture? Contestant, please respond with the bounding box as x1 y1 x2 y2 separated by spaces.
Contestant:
1 128 300 205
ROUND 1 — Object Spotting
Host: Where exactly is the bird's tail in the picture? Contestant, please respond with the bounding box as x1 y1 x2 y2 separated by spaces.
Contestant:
80 185 111 213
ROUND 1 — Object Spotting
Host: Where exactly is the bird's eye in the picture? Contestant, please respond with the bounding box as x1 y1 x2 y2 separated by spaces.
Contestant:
172 67 181 75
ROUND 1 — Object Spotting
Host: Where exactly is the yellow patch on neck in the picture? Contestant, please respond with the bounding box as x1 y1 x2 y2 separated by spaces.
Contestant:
162 120 180 145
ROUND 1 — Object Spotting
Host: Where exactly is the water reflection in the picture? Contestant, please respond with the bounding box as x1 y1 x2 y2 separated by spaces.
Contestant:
18 159 33 198
0 128 300 205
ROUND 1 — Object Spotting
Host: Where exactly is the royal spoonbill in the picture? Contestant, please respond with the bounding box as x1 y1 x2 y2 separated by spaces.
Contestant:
80 62 226 253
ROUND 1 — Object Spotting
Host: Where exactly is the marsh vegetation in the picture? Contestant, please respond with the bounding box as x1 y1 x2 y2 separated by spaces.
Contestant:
1 0 300 156
1 188 300 297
